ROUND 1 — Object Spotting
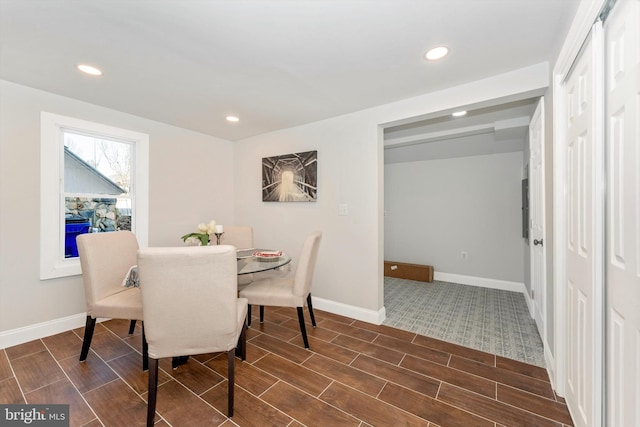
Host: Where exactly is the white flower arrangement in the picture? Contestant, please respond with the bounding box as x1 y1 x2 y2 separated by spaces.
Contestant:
181 219 216 246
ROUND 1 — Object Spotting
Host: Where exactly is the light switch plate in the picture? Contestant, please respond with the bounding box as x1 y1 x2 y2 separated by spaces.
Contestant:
338 204 349 216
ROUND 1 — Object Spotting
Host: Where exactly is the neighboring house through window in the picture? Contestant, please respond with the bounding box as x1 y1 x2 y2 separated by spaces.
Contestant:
40 112 149 279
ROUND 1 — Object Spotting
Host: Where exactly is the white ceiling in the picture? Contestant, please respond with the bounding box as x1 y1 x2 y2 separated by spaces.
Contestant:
384 98 538 163
0 0 580 142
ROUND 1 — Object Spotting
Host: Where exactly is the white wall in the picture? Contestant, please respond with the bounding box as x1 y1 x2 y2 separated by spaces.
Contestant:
234 63 549 322
0 80 235 337
234 115 383 316
0 62 549 344
384 152 525 283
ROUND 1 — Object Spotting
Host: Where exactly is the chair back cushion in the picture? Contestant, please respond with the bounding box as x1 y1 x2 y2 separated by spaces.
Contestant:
293 231 322 297
77 231 139 315
137 245 241 358
220 226 253 249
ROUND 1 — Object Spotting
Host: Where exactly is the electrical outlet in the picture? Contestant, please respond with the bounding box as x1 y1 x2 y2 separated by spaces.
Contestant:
338 204 349 216
461 251 468 260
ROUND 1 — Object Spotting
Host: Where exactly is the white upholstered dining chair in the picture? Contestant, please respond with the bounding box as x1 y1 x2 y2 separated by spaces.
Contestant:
76 230 148 370
220 225 255 289
137 245 248 424
239 231 322 349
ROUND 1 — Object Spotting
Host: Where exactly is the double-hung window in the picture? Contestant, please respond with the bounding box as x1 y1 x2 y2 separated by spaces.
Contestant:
40 112 148 279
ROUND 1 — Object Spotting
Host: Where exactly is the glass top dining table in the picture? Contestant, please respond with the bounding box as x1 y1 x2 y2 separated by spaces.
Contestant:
236 248 292 275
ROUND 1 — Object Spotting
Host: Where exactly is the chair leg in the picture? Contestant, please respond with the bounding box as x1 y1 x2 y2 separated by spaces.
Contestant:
147 358 159 427
259 306 265 323
241 320 247 360
306 294 317 327
235 319 247 361
227 349 235 417
142 322 149 372
171 356 190 369
296 307 310 349
247 305 252 327
128 319 137 335
79 316 96 362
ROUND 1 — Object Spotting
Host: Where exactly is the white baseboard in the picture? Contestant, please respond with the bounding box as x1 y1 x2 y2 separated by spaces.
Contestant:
0 312 89 349
545 344 556 391
523 286 534 317
311 296 386 325
0 298 386 350
434 272 526 294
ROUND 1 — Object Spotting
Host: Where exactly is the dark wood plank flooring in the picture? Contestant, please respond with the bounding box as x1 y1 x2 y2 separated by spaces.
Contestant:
0 307 573 426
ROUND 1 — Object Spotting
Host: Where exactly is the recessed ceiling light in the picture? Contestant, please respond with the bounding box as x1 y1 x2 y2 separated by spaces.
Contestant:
425 46 449 61
452 110 467 117
226 116 239 122
77 64 102 76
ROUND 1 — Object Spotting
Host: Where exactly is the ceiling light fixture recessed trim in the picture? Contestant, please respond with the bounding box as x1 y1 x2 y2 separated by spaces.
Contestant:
77 64 103 76
425 46 449 61
226 116 240 122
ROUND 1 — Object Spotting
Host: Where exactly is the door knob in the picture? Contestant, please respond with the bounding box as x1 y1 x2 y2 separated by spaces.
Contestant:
533 239 543 246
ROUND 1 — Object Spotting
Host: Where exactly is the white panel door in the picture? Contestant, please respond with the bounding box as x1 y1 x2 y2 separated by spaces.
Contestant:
529 98 546 336
564 22 605 427
605 1 640 425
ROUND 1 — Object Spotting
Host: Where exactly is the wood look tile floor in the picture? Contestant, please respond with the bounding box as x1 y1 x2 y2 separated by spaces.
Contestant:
0 308 574 426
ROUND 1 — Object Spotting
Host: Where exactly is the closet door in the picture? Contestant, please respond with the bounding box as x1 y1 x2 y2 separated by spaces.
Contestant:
605 0 640 426
564 21 605 427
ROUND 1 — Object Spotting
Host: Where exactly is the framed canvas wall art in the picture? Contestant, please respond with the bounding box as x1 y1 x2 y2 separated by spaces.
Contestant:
262 150 317 202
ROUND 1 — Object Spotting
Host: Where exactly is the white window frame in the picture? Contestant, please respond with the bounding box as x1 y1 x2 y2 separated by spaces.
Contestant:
40 112 149 280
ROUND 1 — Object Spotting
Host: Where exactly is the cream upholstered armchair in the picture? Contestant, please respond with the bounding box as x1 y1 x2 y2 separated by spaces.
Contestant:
137 245 248 424
220 225 254 289
239 231 322 349
76 230 148 370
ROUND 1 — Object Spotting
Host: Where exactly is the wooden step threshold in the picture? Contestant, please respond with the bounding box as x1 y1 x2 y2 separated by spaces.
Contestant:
384 261 434 283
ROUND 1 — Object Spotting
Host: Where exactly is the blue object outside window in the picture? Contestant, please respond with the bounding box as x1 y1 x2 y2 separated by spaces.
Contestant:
65 220 91 258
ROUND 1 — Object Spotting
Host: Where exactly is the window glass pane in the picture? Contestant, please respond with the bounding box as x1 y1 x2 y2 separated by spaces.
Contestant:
63 132 133 258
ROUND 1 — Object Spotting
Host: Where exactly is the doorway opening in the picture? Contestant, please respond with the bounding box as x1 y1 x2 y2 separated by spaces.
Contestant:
382 98 546 366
